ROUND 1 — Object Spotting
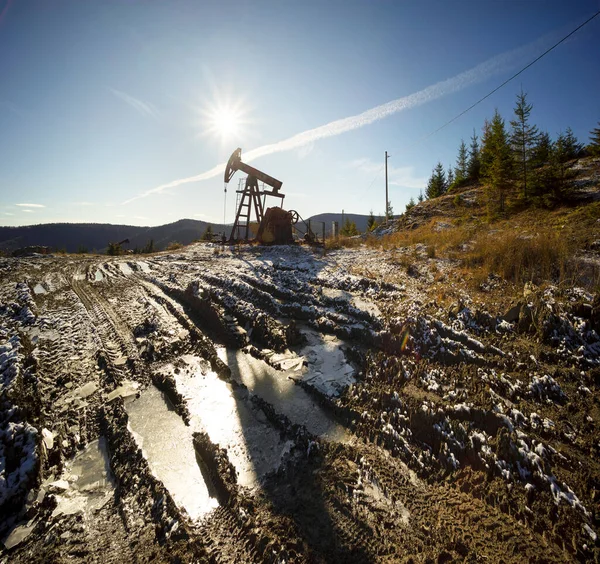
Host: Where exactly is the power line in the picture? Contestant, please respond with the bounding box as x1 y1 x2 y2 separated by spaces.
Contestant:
366 165 384 191
420 10 600 141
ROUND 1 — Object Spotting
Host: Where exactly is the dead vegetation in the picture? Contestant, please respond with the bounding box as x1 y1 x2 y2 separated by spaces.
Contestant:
356 160 600 293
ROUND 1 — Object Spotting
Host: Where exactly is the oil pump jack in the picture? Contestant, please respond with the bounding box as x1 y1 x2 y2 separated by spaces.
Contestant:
224 148 299 244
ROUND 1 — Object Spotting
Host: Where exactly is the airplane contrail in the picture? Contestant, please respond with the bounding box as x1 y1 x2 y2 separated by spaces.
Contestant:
122 29 558 205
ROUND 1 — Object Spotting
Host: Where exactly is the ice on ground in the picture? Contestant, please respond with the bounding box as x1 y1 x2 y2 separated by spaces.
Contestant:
169 356 293 488
126 386 218 520
33 284 47 295
218 347 349 442
51 438 115 518
106 380 140 402
297 328 355 397
118 262 134 276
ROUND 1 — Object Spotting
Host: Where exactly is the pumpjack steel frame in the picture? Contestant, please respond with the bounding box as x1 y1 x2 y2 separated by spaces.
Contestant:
225 148 287 242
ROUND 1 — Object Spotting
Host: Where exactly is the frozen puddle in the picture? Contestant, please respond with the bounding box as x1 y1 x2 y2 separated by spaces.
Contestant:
297 329 356 397
33 283 47 295
118 262 134 276
169 356 293 488
218 348 349 442
50 438 114 518
126 386 218 520
137 261 151 273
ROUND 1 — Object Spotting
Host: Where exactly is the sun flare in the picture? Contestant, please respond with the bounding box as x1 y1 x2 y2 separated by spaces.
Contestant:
205 103 244 141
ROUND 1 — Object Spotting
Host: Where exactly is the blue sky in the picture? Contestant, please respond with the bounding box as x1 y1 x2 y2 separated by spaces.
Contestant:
1 0 599 227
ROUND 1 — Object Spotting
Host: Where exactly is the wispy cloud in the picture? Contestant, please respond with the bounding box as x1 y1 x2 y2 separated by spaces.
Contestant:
351 158 427 190
122 27 559 205
22 209 33 213
110 88 159 119
4 212 14 216
15 203 45 208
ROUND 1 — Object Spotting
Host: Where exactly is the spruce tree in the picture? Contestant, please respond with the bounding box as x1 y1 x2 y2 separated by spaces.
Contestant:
425 162 446 199
417 190 424 203
530 131 552 169
509 89 539 201
367 210 376 231
480 119 494 177
532 141 577 207
341 219 359 236
555 128 583 161
588 121 600 156
481 110 514 214
454 140 468 185
405 197 416 211
446 166 455 188
201 224 214 240
467 129 481 182
386 201 394 220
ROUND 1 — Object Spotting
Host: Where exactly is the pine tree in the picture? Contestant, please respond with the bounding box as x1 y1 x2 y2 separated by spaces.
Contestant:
446 166 455 188
467 129 481 182
531 141 578 207
425 162 446 199
417 190 424 203
530 131 552 169
480 119 493 177
530 128 583 206
386 201 394 220
588 121 600 156
405 197 416 211
341 218 359 236
481 110 514 214
555 128 583 162
367 210 376 231
509 89 539 201
454 140 468 185
201 224 214 240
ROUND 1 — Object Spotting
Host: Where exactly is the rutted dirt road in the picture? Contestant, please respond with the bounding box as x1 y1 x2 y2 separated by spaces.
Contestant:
1 243 598 562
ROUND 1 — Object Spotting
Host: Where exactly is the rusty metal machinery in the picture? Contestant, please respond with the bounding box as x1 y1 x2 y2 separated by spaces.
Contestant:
224 148 299 244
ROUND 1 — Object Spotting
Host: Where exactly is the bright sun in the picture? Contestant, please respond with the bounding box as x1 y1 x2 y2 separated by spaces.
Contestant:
206 104 243 141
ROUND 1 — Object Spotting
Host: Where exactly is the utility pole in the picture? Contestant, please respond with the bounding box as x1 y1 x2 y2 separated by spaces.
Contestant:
385 151 390 223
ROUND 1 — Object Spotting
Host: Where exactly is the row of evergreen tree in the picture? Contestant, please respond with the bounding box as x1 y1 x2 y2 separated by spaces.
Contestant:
421 90 600 214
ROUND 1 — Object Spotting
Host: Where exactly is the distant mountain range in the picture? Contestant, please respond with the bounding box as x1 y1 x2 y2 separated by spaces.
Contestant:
0 219 227 254
0 213 373 254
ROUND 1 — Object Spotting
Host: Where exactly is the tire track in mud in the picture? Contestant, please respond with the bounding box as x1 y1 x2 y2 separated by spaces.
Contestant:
68 279 203 559
69 275 290 562
133 272 384 562
6 249 588 562
71 280 144 387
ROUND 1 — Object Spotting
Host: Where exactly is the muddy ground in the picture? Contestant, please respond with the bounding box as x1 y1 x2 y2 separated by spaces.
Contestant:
1 242 599 562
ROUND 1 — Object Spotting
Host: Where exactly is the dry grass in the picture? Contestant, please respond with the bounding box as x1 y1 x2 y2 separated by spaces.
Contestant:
165 241 184 251
372 219 478 254
373 214 590 288
324 236 363 250
464 228 571 285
